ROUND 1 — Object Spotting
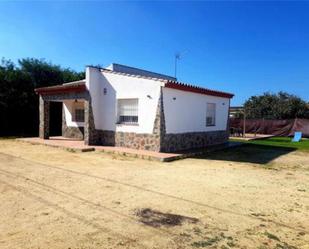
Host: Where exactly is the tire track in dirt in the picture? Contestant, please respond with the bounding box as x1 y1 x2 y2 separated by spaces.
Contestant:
0 151 308 235
0 178 147 248
0 168 199 249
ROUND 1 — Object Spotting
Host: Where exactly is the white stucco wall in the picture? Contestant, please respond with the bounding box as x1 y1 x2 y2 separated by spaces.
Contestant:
63 100 84 127
163 87 230 134
86 67 104 130
77 66 230 135
86 67 163 134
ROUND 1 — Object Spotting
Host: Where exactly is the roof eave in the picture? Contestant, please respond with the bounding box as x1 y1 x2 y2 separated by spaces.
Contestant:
164 82 234 99
34 83 86 95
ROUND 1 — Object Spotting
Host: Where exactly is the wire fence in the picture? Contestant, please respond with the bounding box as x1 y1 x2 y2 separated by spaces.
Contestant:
230 118 309 138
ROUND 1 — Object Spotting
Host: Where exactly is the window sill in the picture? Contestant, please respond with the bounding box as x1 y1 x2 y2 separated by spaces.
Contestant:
116 123 139 126
206 125 216 127
68 123 84 128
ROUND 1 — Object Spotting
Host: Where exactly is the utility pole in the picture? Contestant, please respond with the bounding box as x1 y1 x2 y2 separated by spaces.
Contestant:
243 108 246 138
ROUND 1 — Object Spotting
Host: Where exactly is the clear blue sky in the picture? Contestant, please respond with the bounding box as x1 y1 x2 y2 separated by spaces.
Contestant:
0 1 308 105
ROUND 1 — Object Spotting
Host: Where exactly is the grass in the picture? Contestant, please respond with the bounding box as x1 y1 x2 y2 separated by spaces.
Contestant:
230 136 309 151
191 237 221 247
264 231 280 241
198 143 295 165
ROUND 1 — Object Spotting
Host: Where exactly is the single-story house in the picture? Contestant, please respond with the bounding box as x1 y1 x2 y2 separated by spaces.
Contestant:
35 63 234 152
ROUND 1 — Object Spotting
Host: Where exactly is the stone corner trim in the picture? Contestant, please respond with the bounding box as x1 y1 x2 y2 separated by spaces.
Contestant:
62 107 84 139
39 96 50 139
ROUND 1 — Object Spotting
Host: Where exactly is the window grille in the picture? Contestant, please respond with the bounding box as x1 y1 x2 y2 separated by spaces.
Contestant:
117 99 138 124
206 103 216 126
74 109 85 122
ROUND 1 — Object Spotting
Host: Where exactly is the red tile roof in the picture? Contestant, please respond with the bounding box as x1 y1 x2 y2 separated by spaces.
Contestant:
35 68 234 99
165 81 234 99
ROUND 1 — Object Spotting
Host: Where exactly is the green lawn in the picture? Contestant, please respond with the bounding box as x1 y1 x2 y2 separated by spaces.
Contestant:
230 136 309 151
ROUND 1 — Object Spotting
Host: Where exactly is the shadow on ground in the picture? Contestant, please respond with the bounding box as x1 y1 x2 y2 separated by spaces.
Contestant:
135 208 198 227
194 144 296 164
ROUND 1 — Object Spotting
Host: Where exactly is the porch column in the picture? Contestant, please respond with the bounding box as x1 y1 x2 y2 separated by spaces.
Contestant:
39 96 50 139
153 87 166 152
84 99 95 145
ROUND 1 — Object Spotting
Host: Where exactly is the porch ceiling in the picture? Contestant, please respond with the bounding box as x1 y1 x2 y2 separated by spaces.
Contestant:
35 80 86 96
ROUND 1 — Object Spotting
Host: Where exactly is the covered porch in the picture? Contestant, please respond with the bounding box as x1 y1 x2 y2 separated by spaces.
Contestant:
35 80 95 145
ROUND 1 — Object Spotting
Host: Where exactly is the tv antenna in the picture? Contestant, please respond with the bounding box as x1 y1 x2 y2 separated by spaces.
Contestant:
174 50 187 79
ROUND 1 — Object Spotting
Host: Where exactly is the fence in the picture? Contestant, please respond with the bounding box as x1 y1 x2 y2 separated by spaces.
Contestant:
230 118 309 138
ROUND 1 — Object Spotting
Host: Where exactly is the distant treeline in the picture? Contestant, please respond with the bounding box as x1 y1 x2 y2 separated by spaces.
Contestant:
0 58 84 137
1 58 308 137
235 92 309 120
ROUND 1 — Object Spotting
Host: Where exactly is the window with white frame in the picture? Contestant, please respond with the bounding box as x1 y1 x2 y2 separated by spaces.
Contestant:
72 102 84 123
206 103 216 126
117 99 139 124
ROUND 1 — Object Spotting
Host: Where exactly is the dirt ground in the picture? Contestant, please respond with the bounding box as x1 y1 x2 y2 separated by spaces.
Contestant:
0 139 308 249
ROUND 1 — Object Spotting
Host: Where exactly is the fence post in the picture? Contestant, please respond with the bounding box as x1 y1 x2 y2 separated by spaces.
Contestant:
243 109 246 138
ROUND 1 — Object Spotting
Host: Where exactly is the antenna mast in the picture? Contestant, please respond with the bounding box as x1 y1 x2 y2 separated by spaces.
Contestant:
174 52 181 78
174 50 187 79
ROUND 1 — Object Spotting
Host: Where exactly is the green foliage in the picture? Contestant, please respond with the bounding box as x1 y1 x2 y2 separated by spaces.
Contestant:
191 237 221 247
264 231 280 241
244 92 309 119
231 137 309 151
0 58 84 136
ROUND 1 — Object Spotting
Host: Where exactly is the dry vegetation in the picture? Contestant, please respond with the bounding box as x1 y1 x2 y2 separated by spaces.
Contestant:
0 139 308 249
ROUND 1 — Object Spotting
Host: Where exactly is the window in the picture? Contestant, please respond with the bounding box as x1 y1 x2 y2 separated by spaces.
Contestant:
71 101 84 123
117 99 138 124
206 103 216 126
74 109 85 122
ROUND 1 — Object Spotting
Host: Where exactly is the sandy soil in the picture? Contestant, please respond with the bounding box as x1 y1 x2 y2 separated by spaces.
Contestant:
0 139 308 249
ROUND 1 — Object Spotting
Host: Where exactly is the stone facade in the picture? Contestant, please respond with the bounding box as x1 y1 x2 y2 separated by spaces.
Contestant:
39 96 50 139
62 107 84 139
115 132 160 151
100 130 115 146
94 130 160 151
84 99 94 145
160 130 229 152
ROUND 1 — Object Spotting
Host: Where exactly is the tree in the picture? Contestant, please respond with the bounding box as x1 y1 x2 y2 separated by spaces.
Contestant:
243 92 309 119
0 58 84 136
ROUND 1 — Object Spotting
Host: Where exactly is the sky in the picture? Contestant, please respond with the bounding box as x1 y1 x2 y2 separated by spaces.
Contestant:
0 1 308 105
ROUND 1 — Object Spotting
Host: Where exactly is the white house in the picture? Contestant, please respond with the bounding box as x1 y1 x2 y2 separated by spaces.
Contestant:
35 63 234 152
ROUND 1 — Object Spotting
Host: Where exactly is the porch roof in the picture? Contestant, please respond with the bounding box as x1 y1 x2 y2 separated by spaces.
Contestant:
35 80 86 95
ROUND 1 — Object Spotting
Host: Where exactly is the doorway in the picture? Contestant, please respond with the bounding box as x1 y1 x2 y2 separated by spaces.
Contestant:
49 102 63 136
